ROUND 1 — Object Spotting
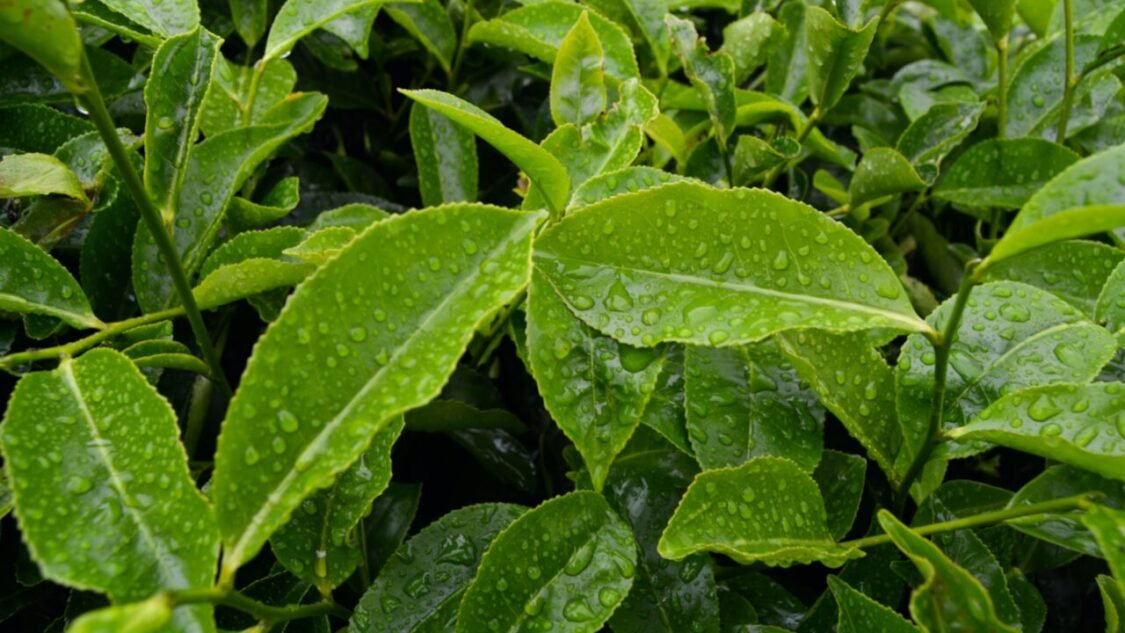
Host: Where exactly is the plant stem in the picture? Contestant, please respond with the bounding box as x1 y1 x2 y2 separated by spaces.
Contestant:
893 260 981 512
169 587 349 626
449 0 476 85
761 108 821 189
76 53 232 397
842 493 1099 550
0 307 184 372
997 36 1009 139
1057 0 1076 143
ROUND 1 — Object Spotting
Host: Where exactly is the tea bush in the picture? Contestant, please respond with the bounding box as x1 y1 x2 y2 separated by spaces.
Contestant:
0 0 1124 631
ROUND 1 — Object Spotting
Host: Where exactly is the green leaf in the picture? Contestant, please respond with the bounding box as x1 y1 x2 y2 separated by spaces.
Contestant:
731 135 790 185
1099 260 1125 342
133 92 328 312
0 104 93 154
0 227 100 331
896 281 1116 463
602 430 720 633
981 240 1124 316
532 182 931 348
896 102 984 169
1083 505 1125 581
948 382 1125 481
0 349 217 630
271 416 404 590
550 12 608 128
409 101 478 207
80 178 139 321
933 139 1079 209
228 176 302 231
265 0 406 61
400 89 570 215
0 153 87 202
527 269 664 490
193 227 316 309
385 0 458 73
1007 465 1125 557
1099 574 1125 632
988 204 1125 266
877 510 1020 633
848 147 925 208
828 576 918 633
777 330 902 485
683 342 824 472
70 0 160 48
364 482 422 576
0 0 85 93
66 595 173 633
200 56 297 137
813 450 866 541
766 1 809 105
667 15 736 150
143 27 220 219
211 205 543 576
721 12 781 84
966 0 1016 40
350 503 527 633
229 0 268 47
98 0 199 38
467 2 639 81
457 491 637 633
584 0 671 76
637 345 693 455
658 457 862 567
571 166 689 211
803 7 878 112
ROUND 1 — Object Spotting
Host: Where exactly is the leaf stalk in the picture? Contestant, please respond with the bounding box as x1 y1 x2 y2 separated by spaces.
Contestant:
168 587 349 627
1057 0 1076 143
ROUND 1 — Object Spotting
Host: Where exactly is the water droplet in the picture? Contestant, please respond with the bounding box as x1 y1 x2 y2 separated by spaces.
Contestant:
1028 395 1062 422
771 250 790 270
571 295 595 310
67 476 93 495
244 446 260 465
565 541 595 575
598 588 621 607
278 410 299 433
563 597 595 622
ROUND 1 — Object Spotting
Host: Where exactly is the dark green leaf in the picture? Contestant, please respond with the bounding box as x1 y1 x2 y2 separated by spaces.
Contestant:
0 0 85 93
229 0 268 47
667 15 736 150
804 7 877 112
934 139 1079 210
981 240 1124 316
0 227 100 331
385 0 458 73
1099 260 1125 343
828 576 918 633
813 450 866 540
1007 465 1125 557
848 147 925 207
98 0 199 38
409 104 478 208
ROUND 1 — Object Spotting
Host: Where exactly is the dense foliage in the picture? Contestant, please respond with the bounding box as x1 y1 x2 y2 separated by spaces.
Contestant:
0 0 1124 631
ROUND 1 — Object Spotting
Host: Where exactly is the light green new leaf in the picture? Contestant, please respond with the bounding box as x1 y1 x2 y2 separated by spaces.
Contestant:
804 7 878 111
813 450 866 541
1099 260 1125 342
386 0 458 72
667 15 736 150
777 330 902 484
193 227 315 310
0 349 217 631
212 205 543 577
350 503 527 633
896 281 1116 463
602 430 719 633
283 226 358 264
70 0 161 49
571 167 689 211
401 89 570 214
229 0 268 47
67 595 173 633
265 0 406 61
200 56 297 137
467 2 639 81
99 0 199 38
721 12 781 84
967 0 1016 40
934 139 1079 210
527 269 664 490
989 205 1125 266
1007 465 1125 557
878 510 1020 633
457 491 637 633
948 382 1125 481
143 27 220 219
551 12 608 128
1099 574 1125 632
848 147 925 208
828 576 918 633
0 227 100 330
584 0 671 76
272 417 404 590
410 103 478 207
228 176 302 231
684 342 824 472
133 92 328 312
731 135 790 185
982 240 1124 316
0 0 85 93
1083 505 1125 581
658 457 862 567
0 153 87 202
533 182 931 348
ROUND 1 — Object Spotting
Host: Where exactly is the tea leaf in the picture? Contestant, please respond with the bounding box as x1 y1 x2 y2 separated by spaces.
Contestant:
527 269 665 490
981 240 1124 316
67 595 173 633
804 7 877 112
934 139 1079 209
637 346 693 455
683 343 824 472
948 382 1125 481
813 450 866 541
533 182 931 348
877 511 1020 633
1098 260 1125 342
828 576 918 633
350 503 528 633
966 0 1016 40
658 457 862 567
585 0 671 75
0 152 87 201
0 349 217 630
1008 465 1125 557
0 0 85 93
457 491 637 633
1083 505 1125 581
1099 574 1125 631
0 104 93 154
265 0 407 61
550 12 607 128
385 0 458 72
401 89 571 214
212 205 542 576
229 0 268 47
227 176 301 231
667 15 736 150
988 205 1125 266
896 102 984 169
200 56 297 137
848 147 925 207
99 0 200 38
0 227 100 330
